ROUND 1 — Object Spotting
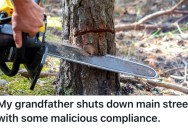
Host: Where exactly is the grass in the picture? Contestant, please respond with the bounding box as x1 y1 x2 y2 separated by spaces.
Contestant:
45 16 62 43
0 65 56 95
47 16 62 30
149 26 188 39
46 30 62 43
0 55 60 96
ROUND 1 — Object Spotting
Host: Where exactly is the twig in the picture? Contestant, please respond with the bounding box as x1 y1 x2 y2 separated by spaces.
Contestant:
176 15 188 24
115 23 177 31
19 70 58 78
120 76 188 94
170 75 184 80
175 22 183 34
147 79 188 94
175 15 188 36
137 0 187 24
164 67 184 74
182 60 188 81
115 0 187 32
174 10 188 15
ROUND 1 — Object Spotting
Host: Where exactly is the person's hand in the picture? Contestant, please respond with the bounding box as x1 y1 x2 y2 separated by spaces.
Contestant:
12 0 44 48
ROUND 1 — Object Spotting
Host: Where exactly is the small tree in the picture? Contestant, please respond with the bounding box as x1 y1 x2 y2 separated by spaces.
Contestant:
57 0 120 95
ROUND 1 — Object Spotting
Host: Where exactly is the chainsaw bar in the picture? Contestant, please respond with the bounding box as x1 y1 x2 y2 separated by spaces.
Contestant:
47 42 157 79
0 24 157 78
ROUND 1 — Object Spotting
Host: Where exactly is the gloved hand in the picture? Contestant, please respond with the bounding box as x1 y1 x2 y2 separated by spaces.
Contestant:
12 0 44 48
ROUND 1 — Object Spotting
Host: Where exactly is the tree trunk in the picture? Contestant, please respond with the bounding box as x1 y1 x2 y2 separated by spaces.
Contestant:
57 0 120 95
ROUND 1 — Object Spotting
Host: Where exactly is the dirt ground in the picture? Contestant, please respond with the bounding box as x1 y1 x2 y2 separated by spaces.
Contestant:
114 0 188 95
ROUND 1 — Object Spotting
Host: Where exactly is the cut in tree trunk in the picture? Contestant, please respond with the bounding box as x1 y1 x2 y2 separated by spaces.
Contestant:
57 0 120 95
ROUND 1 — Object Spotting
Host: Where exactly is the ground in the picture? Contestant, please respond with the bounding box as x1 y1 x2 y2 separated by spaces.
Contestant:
0 0 188 95
115 0 188 95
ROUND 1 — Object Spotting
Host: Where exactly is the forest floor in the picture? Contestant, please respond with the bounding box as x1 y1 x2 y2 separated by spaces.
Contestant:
1 0 188 95
115 0 188 95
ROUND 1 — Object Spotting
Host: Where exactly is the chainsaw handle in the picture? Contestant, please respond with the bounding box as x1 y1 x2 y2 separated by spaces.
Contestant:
0 38 15 47
0 34 42 48
0 33 26 76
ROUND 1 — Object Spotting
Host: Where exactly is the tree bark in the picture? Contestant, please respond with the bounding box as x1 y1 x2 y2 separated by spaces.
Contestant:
57 0 120 95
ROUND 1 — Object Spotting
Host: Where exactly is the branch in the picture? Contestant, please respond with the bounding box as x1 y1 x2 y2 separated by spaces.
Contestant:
115 23 177 31
137 0 187 24
19 70 58 78
164 67 184 74
174 10 188 15
120 76 188 94
115 0 187 32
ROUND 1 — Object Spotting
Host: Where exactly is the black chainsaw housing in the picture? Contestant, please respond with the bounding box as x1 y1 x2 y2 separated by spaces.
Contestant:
0 31 48 90
0 0 48 90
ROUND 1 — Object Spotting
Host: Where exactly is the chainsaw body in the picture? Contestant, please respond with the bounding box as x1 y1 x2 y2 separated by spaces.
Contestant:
0 0 48 90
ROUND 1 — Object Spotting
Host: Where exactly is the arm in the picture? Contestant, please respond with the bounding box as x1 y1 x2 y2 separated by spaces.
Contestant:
12 0 44 48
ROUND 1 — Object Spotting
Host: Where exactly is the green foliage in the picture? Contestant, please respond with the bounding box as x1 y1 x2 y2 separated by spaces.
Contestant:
149 27 188 39
45 16 62 43
6 76 56 95
46 30 62 43
47 17 62 30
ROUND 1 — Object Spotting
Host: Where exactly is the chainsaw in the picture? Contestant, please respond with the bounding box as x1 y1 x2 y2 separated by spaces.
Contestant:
0 0 47 90
0 0 157 90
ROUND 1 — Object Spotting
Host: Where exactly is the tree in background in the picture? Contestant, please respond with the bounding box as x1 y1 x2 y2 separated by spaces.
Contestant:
57 0 120 95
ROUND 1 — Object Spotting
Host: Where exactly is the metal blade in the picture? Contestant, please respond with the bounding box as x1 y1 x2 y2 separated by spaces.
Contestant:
47 41 157 79
0 24 157 78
